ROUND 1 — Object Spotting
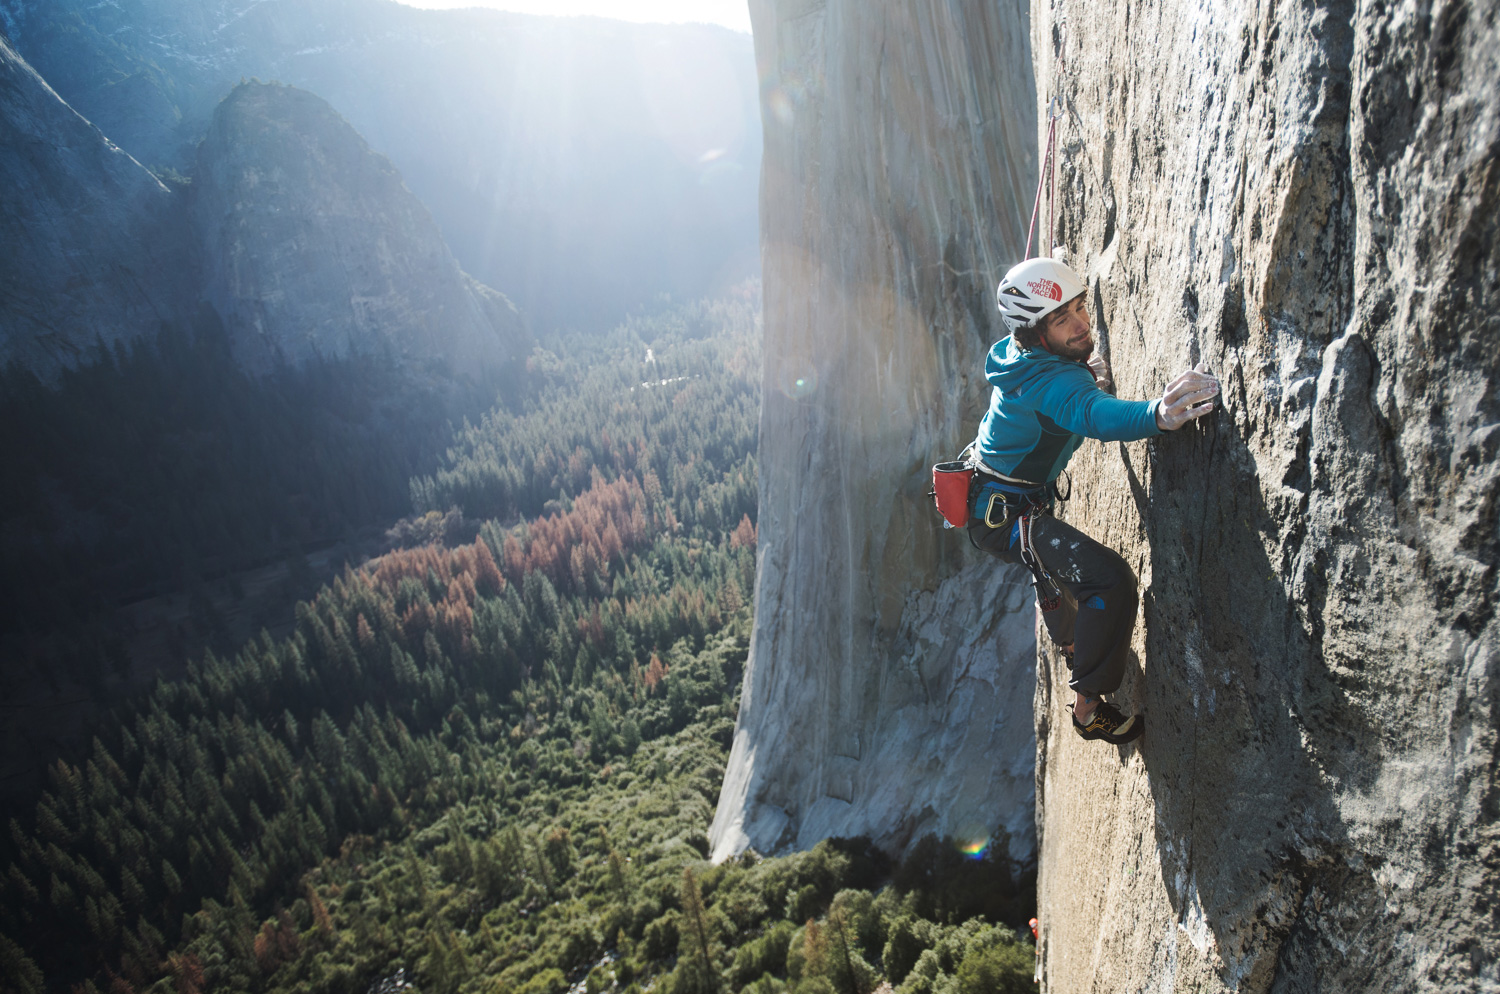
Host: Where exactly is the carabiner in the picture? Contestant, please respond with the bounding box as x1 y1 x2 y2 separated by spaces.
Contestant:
984 492 1010 529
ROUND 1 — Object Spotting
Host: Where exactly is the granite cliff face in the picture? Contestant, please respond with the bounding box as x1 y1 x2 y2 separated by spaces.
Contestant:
0 35 191 376
723 0 1497 989
1029 0 1499 988
191 82 524 375
710 0 1042 861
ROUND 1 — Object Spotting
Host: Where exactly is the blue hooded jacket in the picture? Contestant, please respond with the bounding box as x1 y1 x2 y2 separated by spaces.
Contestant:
975 335 1161 484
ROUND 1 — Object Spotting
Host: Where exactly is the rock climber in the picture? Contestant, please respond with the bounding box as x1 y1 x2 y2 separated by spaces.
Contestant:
967 257 1219 744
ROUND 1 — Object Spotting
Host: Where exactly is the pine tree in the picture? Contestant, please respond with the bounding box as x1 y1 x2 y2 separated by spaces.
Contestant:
306 883 333 935
679 868 718 994
0 931 45 994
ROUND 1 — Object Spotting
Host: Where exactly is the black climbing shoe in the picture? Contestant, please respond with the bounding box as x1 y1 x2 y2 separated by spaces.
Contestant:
1071 700 1143 744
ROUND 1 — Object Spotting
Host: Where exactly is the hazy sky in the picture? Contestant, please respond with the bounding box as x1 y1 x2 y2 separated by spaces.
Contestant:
395 0 752 33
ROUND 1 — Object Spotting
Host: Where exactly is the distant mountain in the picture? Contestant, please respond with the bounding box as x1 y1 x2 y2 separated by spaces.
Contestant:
0 26 523 379
193 81 525 374
0 34 192 376
0 0 762 332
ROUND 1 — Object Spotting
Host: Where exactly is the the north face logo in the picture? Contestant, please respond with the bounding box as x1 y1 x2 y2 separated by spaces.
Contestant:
1027 278 1062 301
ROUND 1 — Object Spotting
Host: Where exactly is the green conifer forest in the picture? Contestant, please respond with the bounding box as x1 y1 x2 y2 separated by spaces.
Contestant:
0 296 1033 994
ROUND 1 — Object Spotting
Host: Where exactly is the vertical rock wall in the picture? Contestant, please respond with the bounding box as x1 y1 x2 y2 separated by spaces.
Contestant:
1030 0 1499 989
710 0 1043 860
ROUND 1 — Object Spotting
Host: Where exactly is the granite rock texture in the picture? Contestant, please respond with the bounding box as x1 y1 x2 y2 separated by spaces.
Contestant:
191 82 525 376
0 35 191 377
1028 0 1499 989
710 0 1043 861
723 0 1497 986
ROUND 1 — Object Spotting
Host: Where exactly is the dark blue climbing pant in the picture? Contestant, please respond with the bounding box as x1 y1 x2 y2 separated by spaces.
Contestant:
966 508 1138 697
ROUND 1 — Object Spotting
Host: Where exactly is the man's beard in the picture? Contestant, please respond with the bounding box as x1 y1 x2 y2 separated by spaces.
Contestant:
1051 336 1093 361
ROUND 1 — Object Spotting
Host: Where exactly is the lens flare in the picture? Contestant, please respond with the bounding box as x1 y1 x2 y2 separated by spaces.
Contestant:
958 838 989 860
775 364 818 400
765 69 815 125
697 158 744 187
768 88 795 124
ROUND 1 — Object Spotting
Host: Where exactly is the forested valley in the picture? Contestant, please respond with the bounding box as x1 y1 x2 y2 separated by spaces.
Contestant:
0 295 1035 994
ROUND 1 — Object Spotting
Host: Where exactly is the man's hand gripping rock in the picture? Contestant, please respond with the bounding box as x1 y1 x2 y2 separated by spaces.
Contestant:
1155 362 1220 430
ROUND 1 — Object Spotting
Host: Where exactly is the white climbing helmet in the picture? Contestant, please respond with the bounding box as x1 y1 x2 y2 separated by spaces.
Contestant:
995 257 1086 332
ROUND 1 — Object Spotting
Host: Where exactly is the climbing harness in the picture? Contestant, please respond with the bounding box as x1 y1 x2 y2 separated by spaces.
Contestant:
967 459 1066 612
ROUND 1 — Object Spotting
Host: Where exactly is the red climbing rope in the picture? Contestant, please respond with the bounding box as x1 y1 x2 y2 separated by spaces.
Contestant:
1024 98 1064 260
1024 19 1069 260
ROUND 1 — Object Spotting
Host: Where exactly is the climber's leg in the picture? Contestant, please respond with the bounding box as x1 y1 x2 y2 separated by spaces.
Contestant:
968 510 1079 654
1041 593 1078 656
1022 515 1138 698
969 509 1143 742
969 513 1077 651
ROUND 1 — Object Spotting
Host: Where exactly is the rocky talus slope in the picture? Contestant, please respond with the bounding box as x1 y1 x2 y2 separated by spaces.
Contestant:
0 35 191 376
1029 0 1498 989
710 0 1042 860
192 82 524 375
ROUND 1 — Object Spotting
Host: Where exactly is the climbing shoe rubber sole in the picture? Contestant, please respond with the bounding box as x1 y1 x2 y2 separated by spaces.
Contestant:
1071 701 1143 744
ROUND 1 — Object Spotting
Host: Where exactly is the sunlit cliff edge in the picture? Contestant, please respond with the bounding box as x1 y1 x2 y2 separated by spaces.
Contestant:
716 0 1498 990
710 0 1042 862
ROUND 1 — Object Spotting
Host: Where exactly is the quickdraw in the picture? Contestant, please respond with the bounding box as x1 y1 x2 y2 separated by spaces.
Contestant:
970 476 1064 612
1017 509 1062 613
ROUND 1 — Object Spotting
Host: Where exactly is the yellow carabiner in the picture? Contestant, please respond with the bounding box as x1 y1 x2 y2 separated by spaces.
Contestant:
984 492 1010 529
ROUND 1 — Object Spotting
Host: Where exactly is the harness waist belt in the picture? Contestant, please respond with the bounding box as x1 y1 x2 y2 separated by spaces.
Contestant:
971 459 1044 489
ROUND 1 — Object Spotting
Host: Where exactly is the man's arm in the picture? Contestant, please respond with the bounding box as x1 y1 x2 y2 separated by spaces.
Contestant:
1039 365 1162 442
1037 359 1221 440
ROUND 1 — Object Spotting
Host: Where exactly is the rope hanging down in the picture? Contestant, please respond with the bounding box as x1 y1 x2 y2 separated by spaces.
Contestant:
1023 17 1069 260
1023 98 1064 260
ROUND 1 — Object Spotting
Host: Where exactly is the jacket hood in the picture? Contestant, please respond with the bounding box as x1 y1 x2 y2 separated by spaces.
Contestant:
985 335 1088 395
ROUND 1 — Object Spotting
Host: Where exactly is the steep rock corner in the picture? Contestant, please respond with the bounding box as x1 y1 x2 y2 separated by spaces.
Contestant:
711 0 1043 863
719 0 1497 987
1031 0 1498 989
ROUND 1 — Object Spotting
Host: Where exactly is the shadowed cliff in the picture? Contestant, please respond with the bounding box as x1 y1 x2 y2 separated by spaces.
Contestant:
0 0 761 333
1030 0 1498 988
0 34 192 377
0 45 526 380
192 82 526 376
